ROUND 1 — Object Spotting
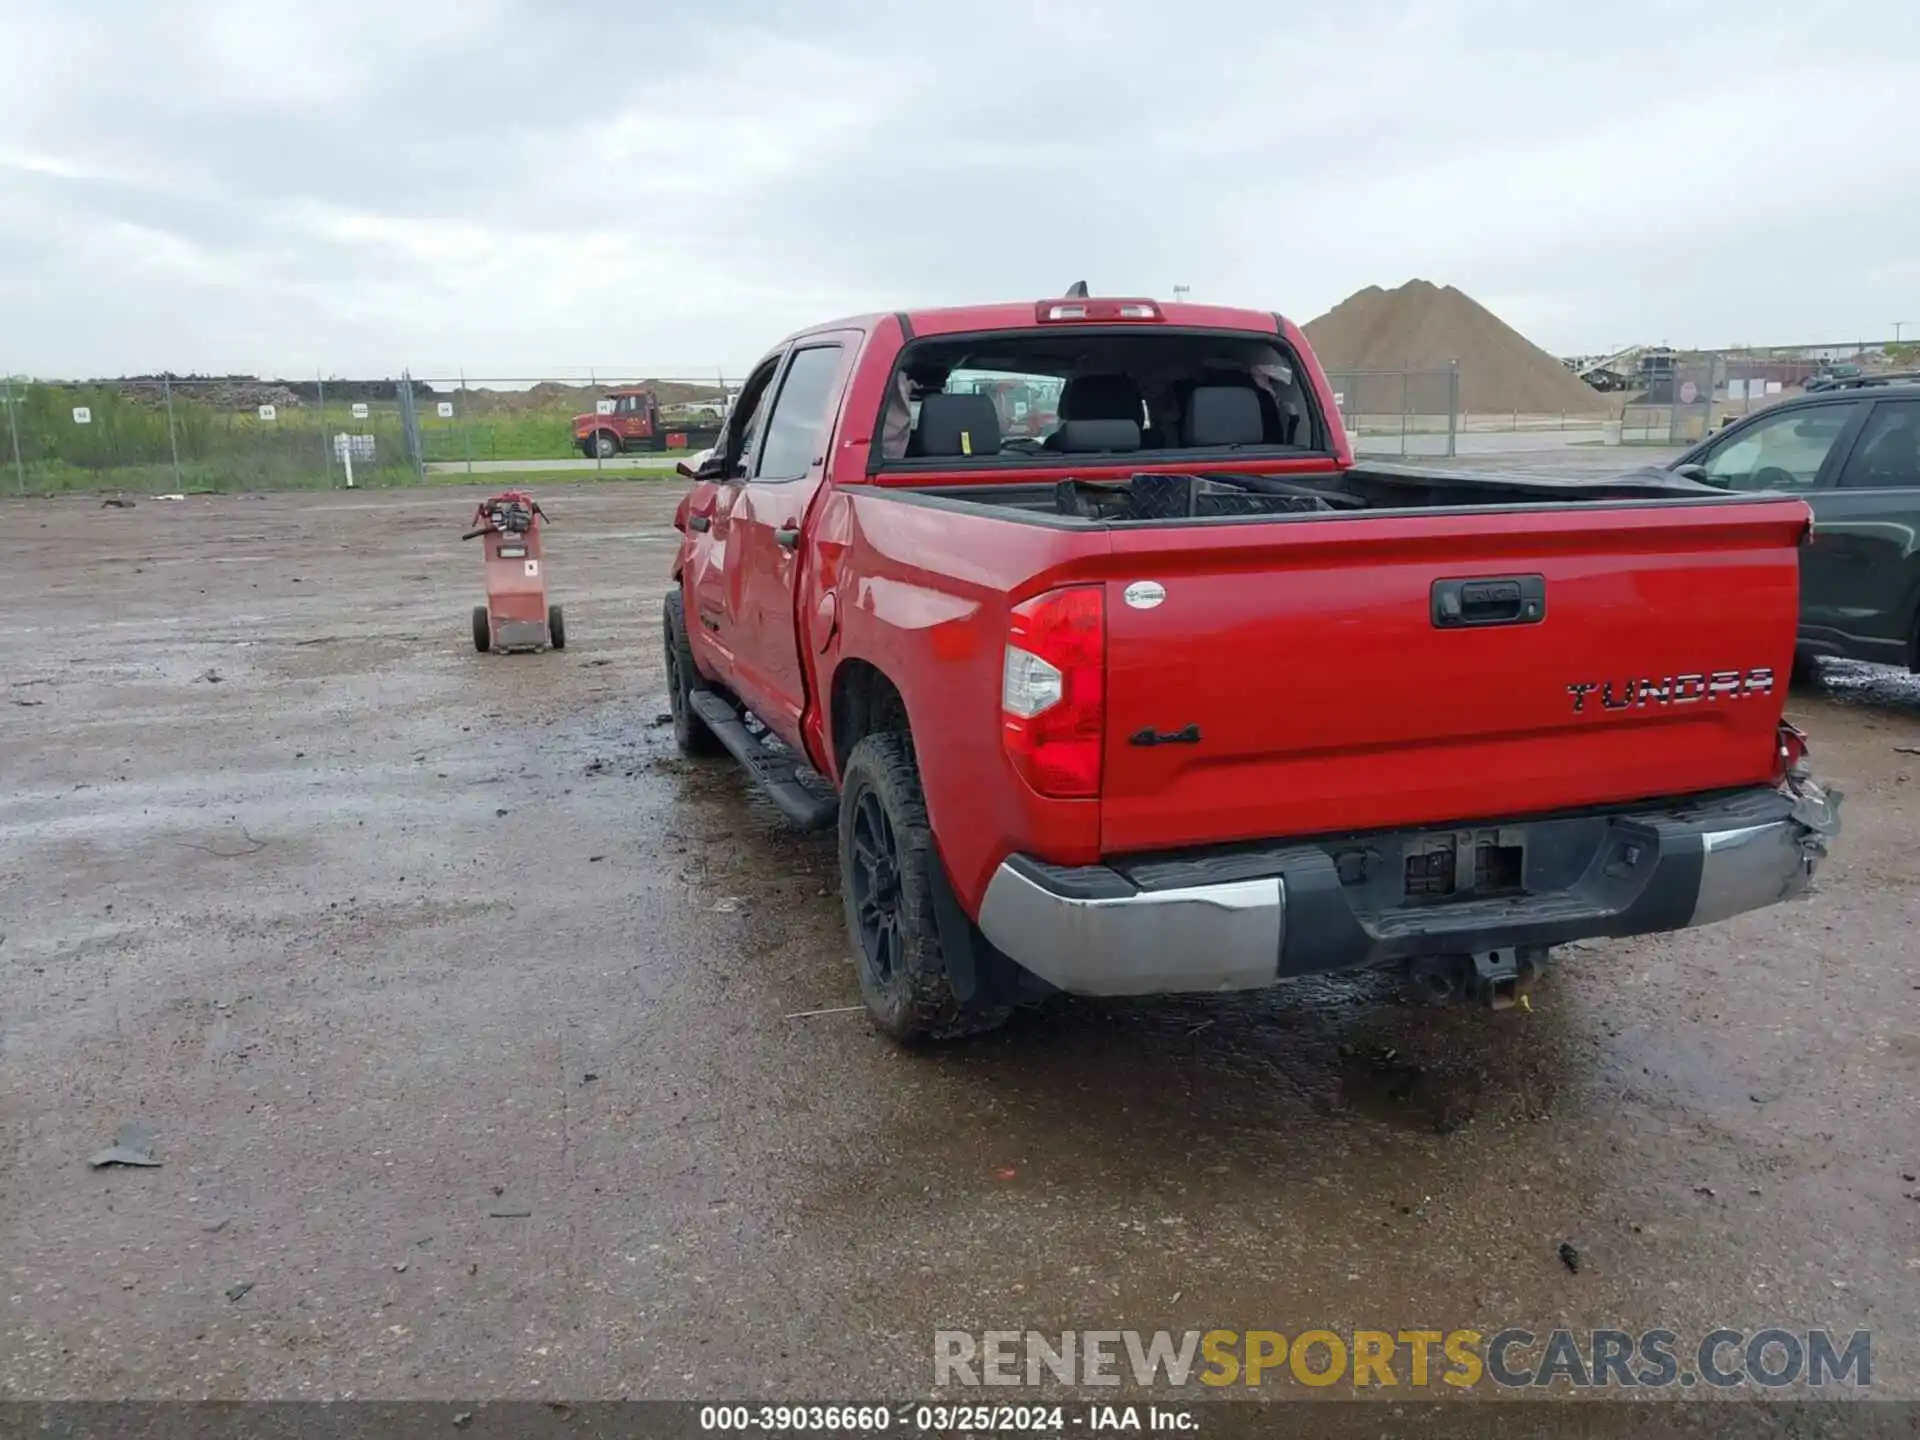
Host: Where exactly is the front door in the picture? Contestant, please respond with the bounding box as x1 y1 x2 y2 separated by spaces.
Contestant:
721 336 859 746
685 355 784 684
1805 397 1920 663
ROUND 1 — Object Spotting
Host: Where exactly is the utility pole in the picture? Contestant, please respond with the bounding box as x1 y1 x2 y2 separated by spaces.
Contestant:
1895 321 1914 344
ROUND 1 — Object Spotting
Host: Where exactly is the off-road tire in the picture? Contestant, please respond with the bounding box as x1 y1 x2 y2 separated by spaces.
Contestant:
662 589 722 756
547 604 566 651
839 733 1013 1044
471 605 490 652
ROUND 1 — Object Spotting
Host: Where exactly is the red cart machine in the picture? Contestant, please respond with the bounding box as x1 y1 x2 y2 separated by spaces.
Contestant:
464 490 565 653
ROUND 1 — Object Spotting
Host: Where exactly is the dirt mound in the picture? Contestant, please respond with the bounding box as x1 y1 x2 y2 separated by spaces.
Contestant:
1304 280 1610 416
115 377 304 410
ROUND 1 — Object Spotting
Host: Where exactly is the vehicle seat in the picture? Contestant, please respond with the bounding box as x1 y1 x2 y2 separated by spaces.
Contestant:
1181 384 1266 446
1858 421 1918 487
1043 374 1144 450
908 393 1002 458
1056 418 1142 453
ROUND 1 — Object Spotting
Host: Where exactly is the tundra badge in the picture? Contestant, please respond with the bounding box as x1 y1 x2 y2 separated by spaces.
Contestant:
1568 668 1775 713
1122 580 1166 610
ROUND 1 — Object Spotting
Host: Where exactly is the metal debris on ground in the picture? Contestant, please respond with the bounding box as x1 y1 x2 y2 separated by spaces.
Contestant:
88 1121 161 1169
785 1005 865 1019
225 1281 254 1302
487 1209 532 1219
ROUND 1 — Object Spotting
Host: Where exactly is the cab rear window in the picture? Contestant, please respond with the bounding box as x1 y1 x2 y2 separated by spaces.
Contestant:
873 329 1328 466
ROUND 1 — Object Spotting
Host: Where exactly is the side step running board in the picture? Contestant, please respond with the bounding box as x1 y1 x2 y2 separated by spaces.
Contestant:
688 689 837 831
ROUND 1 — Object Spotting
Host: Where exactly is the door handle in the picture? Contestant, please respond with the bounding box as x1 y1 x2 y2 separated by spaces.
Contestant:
688 514 711 532
1432 574 1546 628
775 526 800 550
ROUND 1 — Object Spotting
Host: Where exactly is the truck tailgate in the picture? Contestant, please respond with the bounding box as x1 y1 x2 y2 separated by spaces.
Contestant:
1100 499 1809 854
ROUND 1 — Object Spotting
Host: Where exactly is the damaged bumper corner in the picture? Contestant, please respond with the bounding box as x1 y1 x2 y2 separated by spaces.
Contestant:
1688 768 1841 927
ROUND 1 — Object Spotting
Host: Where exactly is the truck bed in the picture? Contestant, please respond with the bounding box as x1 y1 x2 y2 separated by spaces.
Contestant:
859 465 1810 857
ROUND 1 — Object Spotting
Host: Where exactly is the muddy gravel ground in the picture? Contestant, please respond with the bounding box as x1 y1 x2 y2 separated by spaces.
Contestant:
3 479 1919 1416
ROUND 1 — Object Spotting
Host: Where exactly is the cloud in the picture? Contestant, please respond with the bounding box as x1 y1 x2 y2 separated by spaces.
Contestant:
2 0 1917 377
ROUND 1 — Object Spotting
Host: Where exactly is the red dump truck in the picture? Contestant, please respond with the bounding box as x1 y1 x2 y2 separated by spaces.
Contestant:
663 294 1840 1043
574 388 723 458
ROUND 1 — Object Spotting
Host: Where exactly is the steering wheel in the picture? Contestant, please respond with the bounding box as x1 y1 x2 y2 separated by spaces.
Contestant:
1750 466 1799 491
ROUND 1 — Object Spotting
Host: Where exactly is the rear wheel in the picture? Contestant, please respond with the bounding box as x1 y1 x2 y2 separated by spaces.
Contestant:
471 605 490 652
839 732 1012 1044
663 589 722 756
547 604 566 651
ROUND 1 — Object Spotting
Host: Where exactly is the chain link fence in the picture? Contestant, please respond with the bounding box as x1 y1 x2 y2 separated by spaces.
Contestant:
0 371 743 496
25 360 1748 490
1611 339 1908 448
1323 368 1460 457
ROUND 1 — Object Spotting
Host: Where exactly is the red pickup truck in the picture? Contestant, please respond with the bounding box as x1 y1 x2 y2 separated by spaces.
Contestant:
665 295 1840 1043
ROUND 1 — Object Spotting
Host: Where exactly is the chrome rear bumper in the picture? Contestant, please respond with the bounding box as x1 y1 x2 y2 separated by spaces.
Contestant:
975 780 1840 998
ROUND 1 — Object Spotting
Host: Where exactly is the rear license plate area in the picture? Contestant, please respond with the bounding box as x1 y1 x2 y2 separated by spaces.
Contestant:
1401 831 1525 905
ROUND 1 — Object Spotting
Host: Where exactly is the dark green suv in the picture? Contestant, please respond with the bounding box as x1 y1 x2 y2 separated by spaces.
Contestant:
1670 377 1920 675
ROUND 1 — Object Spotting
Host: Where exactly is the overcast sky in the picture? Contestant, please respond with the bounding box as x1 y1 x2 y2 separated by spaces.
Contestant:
3 0 1917 380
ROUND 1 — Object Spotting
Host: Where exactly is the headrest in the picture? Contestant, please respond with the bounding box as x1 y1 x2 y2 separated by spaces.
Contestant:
909 392 1001 457
1057 418 1141 453
1059 373 1143 421
1182 385 1265 446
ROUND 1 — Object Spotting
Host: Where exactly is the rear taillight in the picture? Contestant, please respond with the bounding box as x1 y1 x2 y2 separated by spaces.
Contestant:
1001 585 1105 798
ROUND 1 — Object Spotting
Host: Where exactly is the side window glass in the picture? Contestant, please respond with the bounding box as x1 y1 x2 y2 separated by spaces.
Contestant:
1700 404 1855 491
753 346 845 481
722 361 780 476
1837 401 1920 490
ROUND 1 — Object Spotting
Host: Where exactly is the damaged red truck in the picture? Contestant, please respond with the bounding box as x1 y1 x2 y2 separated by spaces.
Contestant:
666 295 1840 1043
